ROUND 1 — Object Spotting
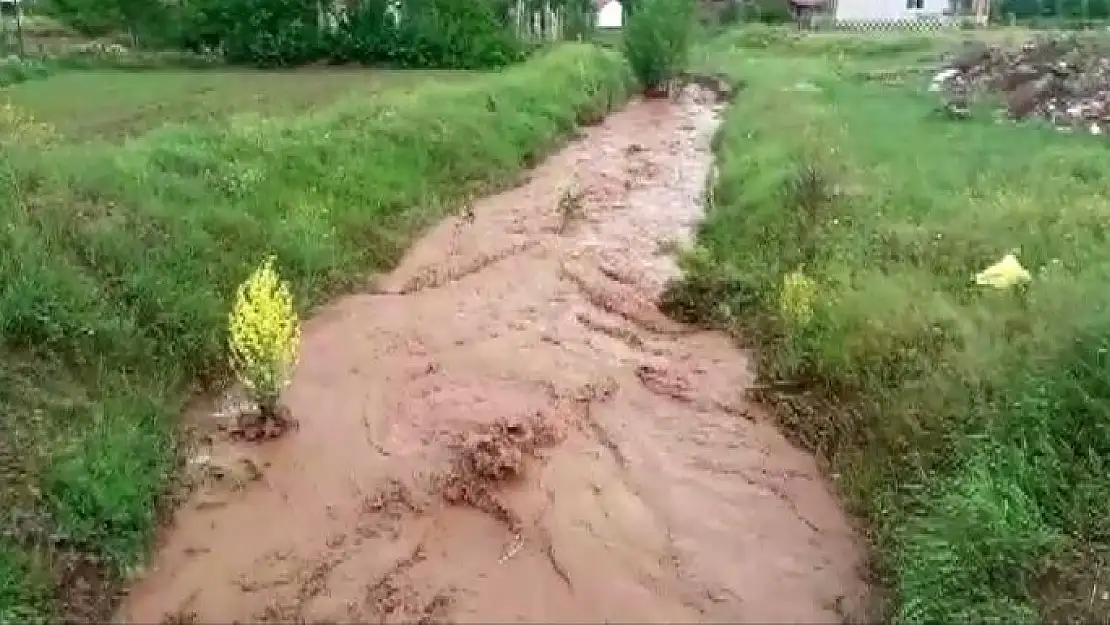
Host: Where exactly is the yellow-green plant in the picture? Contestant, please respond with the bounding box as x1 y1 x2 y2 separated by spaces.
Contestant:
779 270 817 327
228 256 300 414
0 101 56 147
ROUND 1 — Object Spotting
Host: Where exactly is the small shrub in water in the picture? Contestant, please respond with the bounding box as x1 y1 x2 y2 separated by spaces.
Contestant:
228 256 301 417
621 0 694 92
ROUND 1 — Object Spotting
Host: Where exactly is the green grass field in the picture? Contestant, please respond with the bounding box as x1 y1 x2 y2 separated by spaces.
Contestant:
683 25 1110 624
3 68 474 140
0 44 631 622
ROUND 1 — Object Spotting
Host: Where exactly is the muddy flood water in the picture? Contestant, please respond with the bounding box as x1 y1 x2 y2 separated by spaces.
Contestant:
118 87 869 624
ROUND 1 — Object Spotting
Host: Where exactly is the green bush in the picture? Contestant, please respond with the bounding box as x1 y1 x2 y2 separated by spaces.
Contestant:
178 0 323 66
621 0 694 89
719 0 743 25
0 43 632 621
42 0 183 45
43 0 526 69
741 0 794 24
0 56 53 88
321 0 398 64
382 0 524 69
563 0 597 41
40 0 128 36
176 0 525 68
687 34 1110 623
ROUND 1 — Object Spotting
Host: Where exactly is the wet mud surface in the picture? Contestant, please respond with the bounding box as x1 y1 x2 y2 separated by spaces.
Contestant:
118 87 868 624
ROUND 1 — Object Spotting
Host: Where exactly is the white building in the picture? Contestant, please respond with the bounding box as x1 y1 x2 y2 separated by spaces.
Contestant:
830 0 950 22
596 0 622 29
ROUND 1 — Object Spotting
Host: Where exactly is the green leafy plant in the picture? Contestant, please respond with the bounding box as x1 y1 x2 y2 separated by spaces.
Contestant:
228 256 301 418
174 0 522 69
178 0 322 66
44 0 182 45
562 0 596 40
742 0 795 24
0 57 52 89
621 0 694 92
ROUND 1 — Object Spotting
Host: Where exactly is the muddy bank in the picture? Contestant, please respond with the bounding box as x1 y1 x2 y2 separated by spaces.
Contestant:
118 86 867 624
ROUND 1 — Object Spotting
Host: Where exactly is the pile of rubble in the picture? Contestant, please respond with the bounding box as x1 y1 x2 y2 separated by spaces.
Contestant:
931 35 1110 135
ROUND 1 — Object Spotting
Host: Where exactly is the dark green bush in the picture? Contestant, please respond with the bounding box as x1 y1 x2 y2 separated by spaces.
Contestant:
43 0 527 69
742 0 794 23
621 0 694 89
385 0 524 69
40 0 127 37
563 0 597 40
175 0 524 68
0 57 53 88
719 0 743 25
178 0 323 66
322 0 398 64
42 0 184 45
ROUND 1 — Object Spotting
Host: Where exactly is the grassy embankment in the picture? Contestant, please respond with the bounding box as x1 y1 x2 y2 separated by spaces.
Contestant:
0 43 631 622
681 26 1110 623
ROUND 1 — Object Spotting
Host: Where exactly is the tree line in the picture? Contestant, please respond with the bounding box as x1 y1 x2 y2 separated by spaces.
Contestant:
37 0 603 68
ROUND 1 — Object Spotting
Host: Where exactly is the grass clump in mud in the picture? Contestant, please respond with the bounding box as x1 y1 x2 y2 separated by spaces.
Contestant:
677 28 1110 624
440 415 564 533
0 43 632 622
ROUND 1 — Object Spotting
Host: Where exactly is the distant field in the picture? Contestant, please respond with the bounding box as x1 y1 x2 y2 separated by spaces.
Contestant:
3 68 476 140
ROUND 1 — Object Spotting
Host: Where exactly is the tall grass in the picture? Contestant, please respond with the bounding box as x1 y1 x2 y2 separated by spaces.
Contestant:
685 29 1110 623
0 43 632 621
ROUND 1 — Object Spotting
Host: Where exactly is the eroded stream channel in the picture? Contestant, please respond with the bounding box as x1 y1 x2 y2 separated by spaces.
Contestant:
118 86 868 624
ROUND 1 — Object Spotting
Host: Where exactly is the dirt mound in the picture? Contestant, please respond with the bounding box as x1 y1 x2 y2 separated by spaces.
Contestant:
118 87 869 625
933 35 1110 133
439 414 563 532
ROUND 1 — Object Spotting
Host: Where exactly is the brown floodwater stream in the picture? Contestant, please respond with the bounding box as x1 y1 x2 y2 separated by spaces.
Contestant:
117 86 868 624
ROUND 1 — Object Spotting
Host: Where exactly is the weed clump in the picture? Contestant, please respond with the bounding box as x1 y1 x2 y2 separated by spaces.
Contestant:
778 270 816 328
621 0 694 93
228 257 300 433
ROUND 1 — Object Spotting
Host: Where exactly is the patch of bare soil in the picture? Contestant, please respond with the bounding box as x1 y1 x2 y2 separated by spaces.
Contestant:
117 84 869 624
